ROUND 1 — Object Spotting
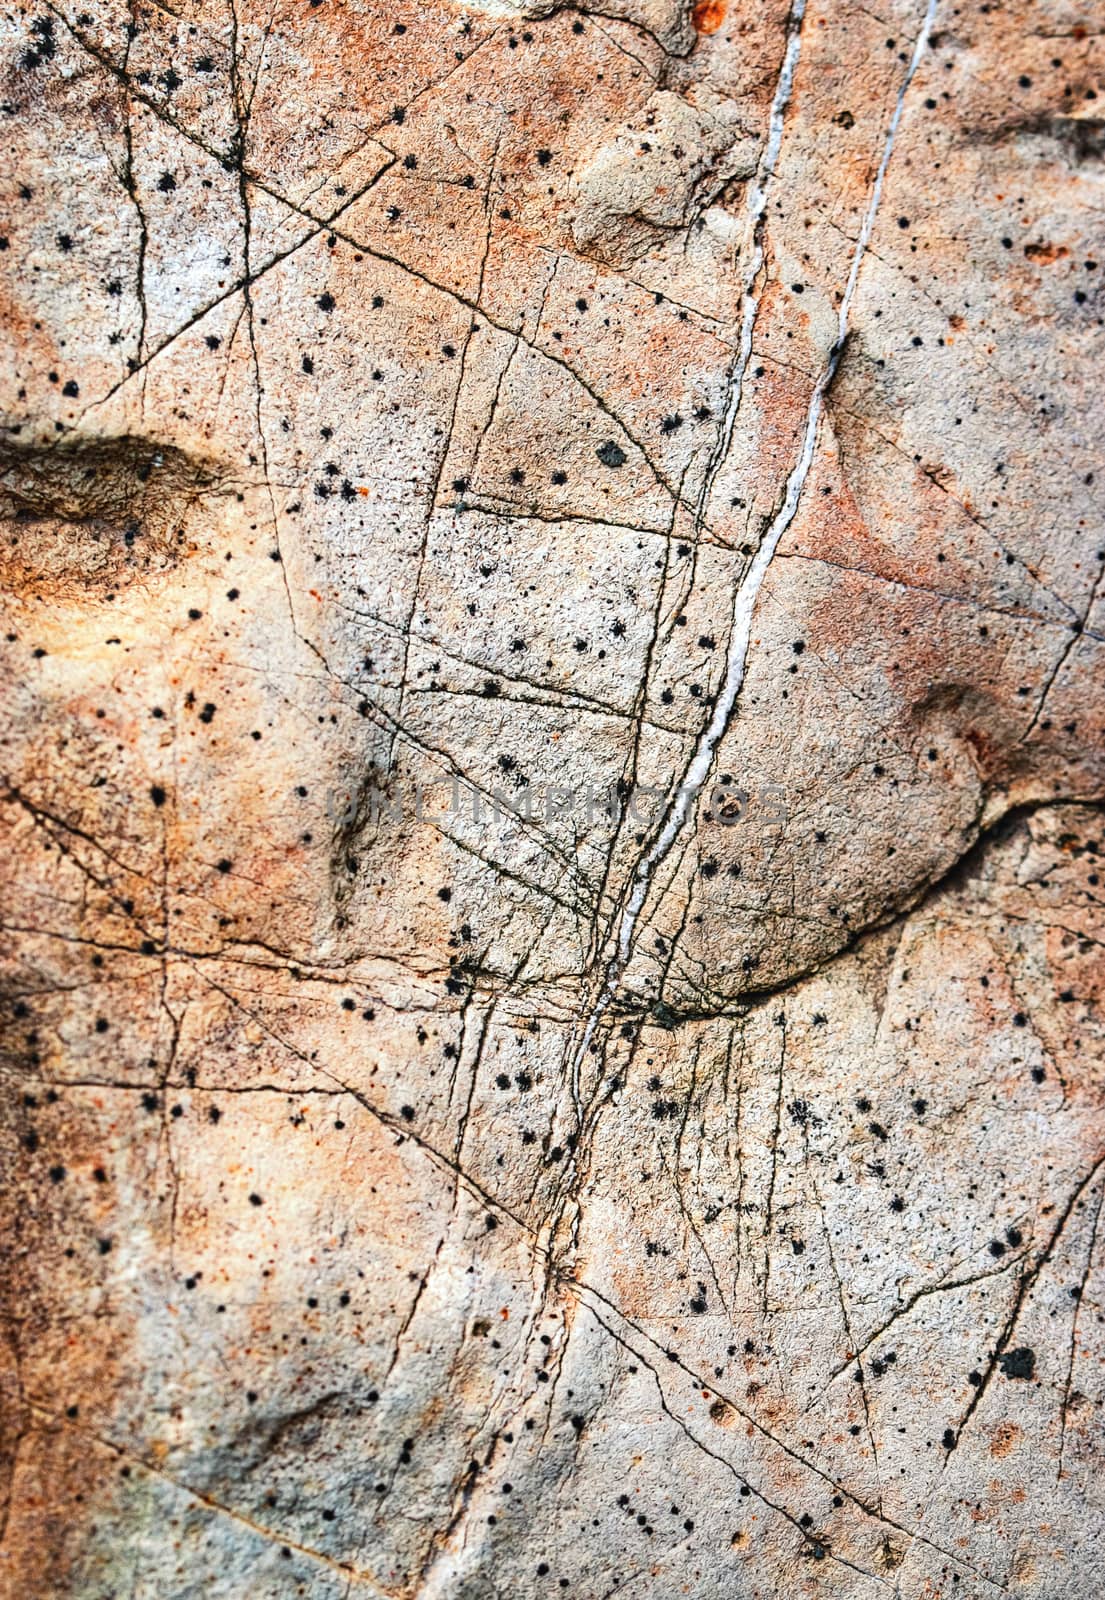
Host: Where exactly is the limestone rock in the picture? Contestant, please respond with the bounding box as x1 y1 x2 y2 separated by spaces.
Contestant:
1 0 1103 1595
571 90 759 265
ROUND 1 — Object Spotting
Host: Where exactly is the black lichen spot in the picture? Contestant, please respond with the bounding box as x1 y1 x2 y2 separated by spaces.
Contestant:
596 441 627 469
998 1347 1035 1380
21 15 57 69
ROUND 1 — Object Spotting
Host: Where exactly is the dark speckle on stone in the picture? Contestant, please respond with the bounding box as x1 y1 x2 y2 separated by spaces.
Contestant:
998 1347 1036 1380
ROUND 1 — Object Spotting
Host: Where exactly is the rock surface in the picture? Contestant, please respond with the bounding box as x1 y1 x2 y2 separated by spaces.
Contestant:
1 0 1103 1595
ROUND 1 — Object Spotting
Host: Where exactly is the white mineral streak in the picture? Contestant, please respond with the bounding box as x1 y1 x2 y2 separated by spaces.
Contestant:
570 0 939 1112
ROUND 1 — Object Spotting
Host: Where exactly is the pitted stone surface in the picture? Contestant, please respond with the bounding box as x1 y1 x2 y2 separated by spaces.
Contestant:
1 0 1103 1595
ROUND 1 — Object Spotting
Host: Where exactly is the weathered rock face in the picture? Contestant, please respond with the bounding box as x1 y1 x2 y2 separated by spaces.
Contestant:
1 0 1103 1593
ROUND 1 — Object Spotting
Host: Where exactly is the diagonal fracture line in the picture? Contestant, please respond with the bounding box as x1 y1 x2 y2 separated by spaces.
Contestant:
562 0 809 1116
568 0 940 1107
696 0 808 527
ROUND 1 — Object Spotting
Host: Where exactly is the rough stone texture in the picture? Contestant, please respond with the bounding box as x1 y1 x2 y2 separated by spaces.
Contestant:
1 0 1103 1595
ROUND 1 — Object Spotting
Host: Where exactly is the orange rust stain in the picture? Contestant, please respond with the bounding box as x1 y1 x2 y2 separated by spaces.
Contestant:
964 726 998 773
691 0 726 32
